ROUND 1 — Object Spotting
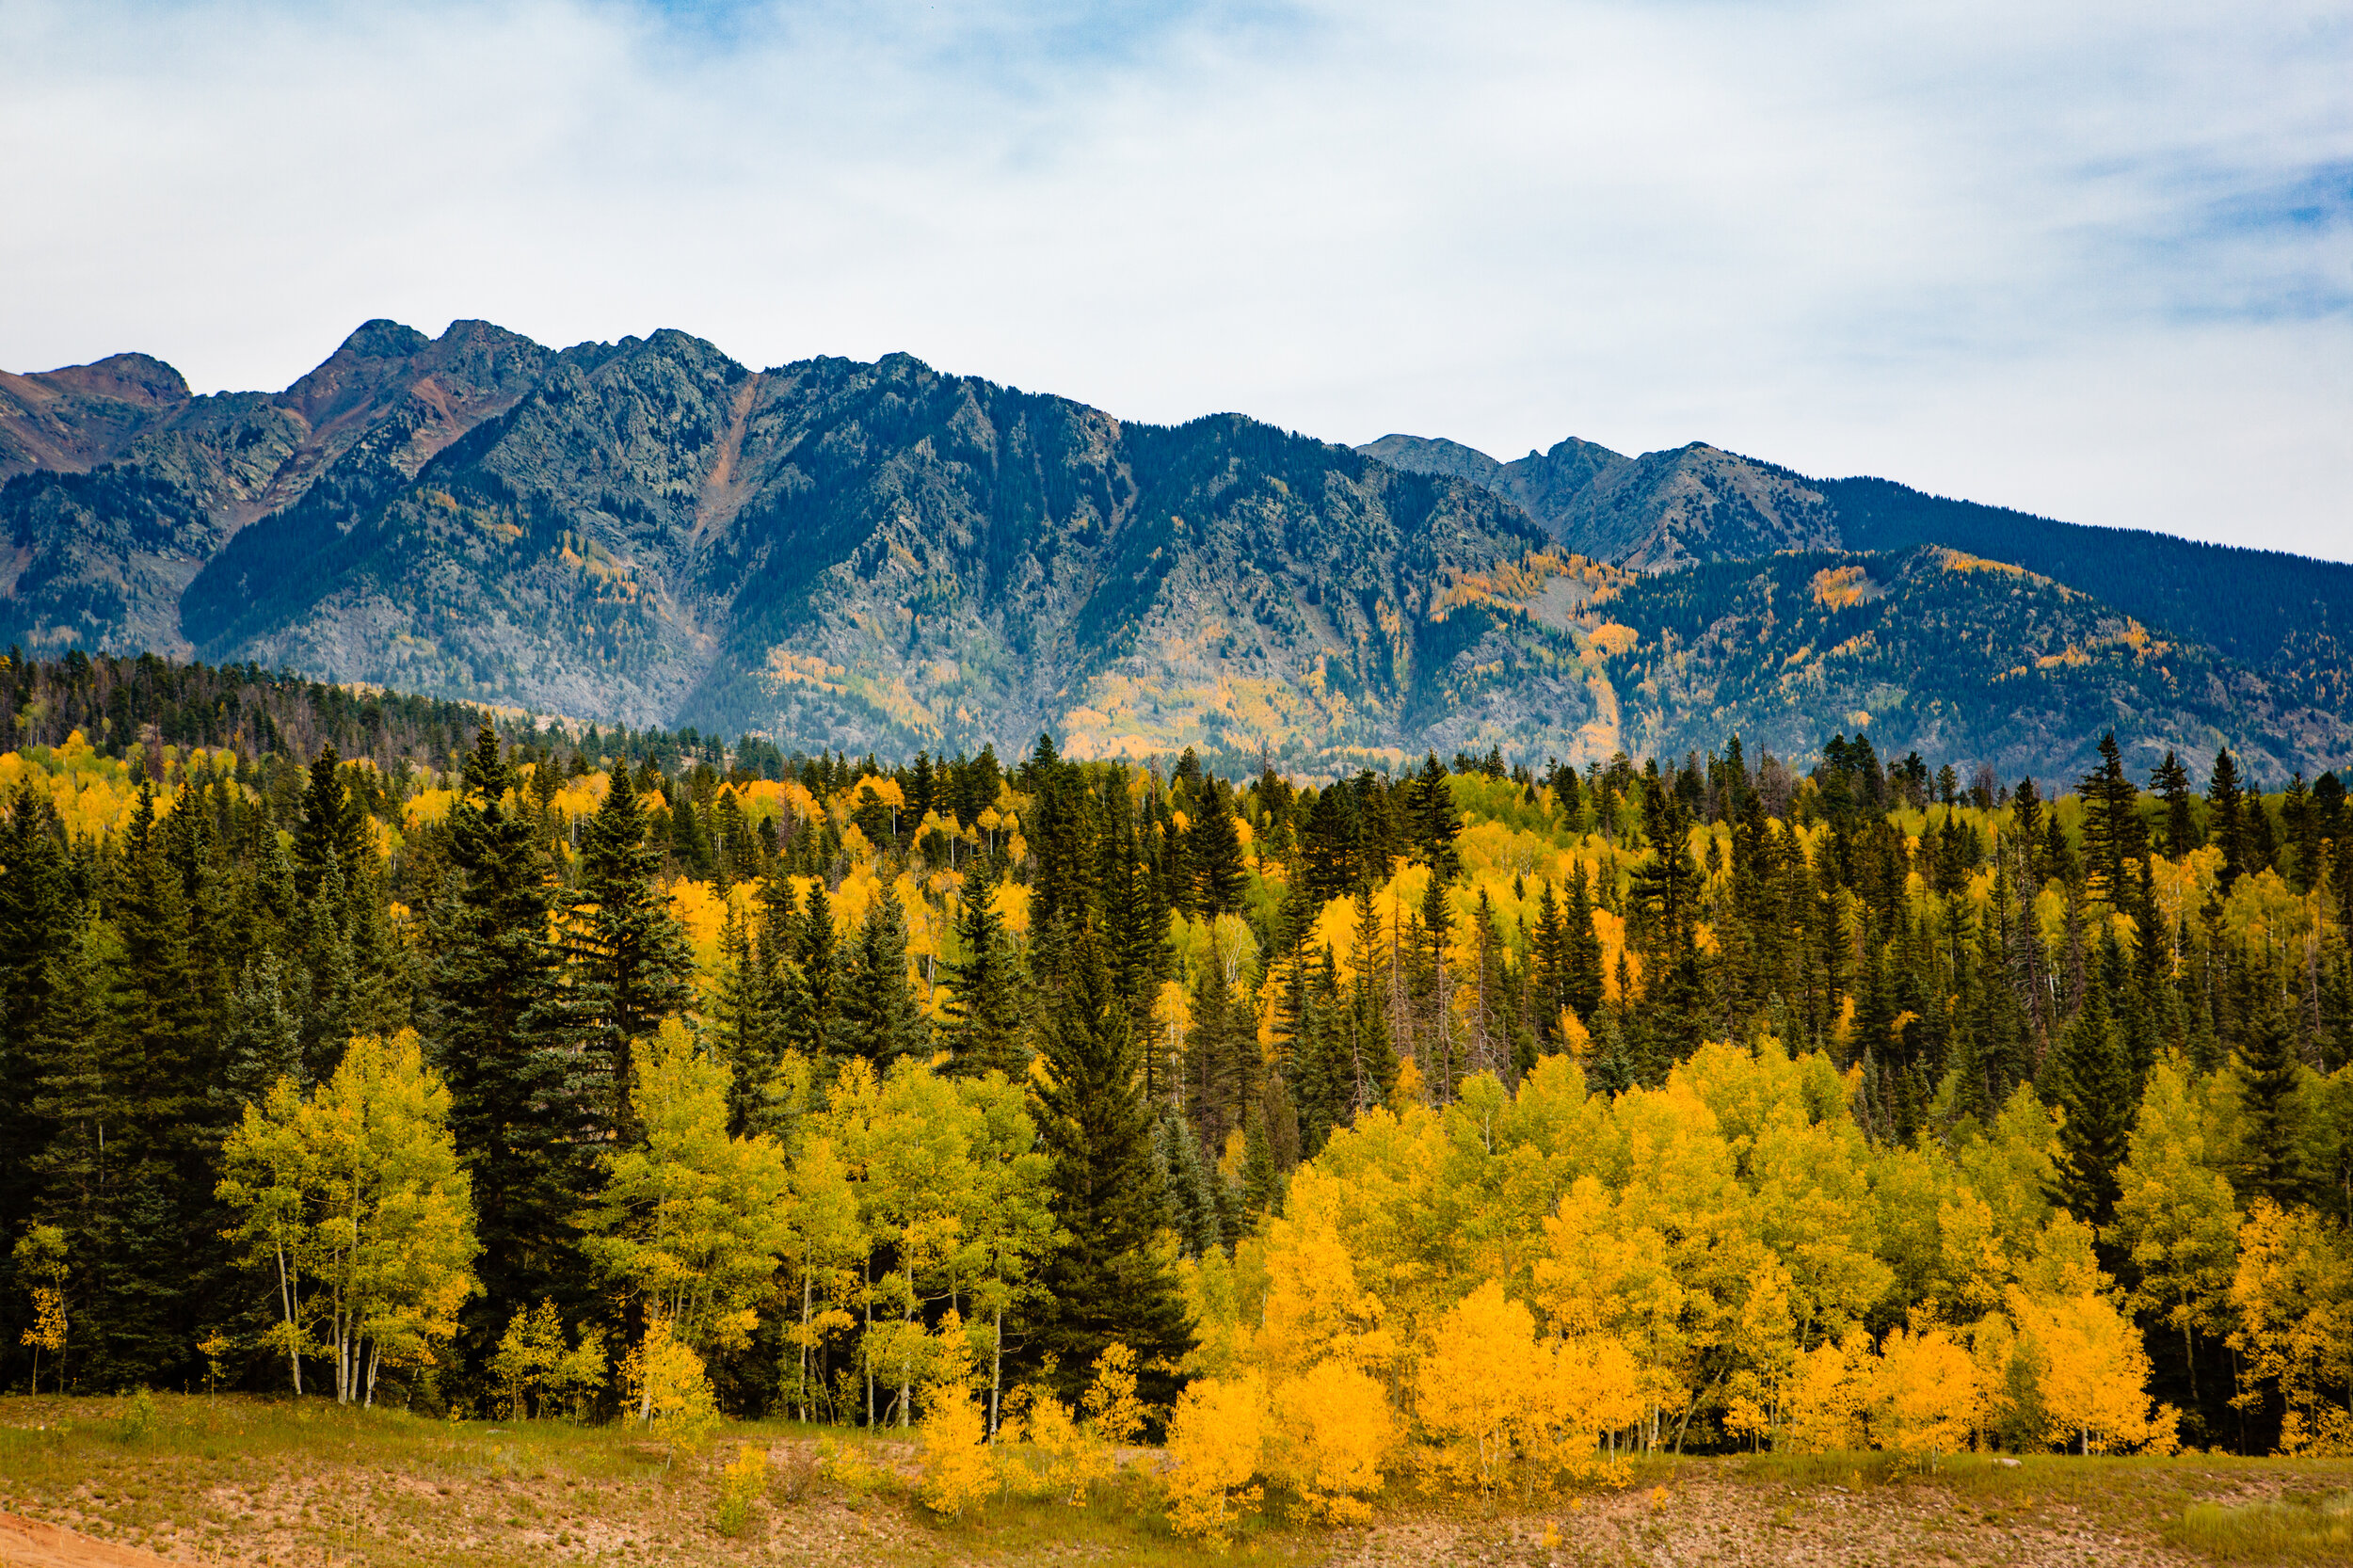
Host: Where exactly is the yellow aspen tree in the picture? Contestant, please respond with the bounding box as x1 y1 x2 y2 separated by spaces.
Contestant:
218 1030 479 1407
2009 1285 2178 1454
1778 1328 1874 1452
581 1017 793 1397
490 1299 566 1419
2114 1053 2240 1404
950 1067 1059 1438
1414 1280 1546 1494
216 1074 326 1395
1256 1165 1393 1382
1081 1341 1148 1446
779 1132 863 1422
1536 1331 1643 1483
1721 1256 1801 1449
918 1380 997 1517
2226 1198 2353 1455
1867 1327 1978 1466
13 1225 67 1396
618 1314 717 1464
1274 1359 1398 1524
1165 1371 1269 1549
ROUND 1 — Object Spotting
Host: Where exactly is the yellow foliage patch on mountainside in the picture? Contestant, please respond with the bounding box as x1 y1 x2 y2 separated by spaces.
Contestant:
1584 623 1639 660
760 648 849 696
1810 564 1872 610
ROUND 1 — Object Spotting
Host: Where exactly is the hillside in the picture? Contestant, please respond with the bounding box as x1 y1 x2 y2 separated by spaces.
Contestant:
1363 432 2353 721
3 322 2349 776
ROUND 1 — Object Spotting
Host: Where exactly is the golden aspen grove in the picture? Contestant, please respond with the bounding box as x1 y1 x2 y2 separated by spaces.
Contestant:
2 650 2352 1563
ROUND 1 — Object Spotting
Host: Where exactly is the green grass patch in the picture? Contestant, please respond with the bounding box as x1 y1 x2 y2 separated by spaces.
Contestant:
2169 1489 2353 1563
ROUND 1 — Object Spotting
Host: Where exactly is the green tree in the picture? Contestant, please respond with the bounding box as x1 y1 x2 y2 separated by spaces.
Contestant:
216 1030 480 1406
1031 936 1194 1413
2233 986 2309 1208
2112 1053 2238 1407
840 884 928 1068
568 766 695 1138
1190 780 1250 919
423 723 576 1355
942 856 1027 1080
2047 982 2133 1234
580 1019 792 1400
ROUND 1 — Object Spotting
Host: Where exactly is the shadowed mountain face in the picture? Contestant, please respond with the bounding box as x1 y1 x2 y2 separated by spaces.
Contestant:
0 321 552 658
3 322 2349 776
1361 432 2353 734
1361 434 1838 571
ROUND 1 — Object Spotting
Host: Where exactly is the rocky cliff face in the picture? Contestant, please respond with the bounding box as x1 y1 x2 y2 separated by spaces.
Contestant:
1362 433 1840 570
5 321 2349 776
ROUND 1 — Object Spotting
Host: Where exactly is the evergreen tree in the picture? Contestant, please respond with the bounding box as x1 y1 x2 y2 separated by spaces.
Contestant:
424 724 576 1359
710 897 783 1137
2076 731 2146 906
2047 980 2133 1234
1405 754 1463 879
839 884 927 1067
1563 862 1605 1022
2233 984 2308 1208
293 744 367 904
1029 936 1194 1411
786 880 842 1064
1189 779 1249 918
568 764 694 1137
0 786 72 1235
2208 748 2248 891
2151 750 2198 858
942 856 1027 1080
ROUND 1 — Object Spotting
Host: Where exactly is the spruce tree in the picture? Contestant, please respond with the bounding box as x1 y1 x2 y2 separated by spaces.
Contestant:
1030 936 1194 1411
2233 984 2308 1208
942 856 1028 1079
0 786 72 1234
424 724 576 1357
2208 748 2248 890
568 764 694 1136
1406 754 1463 879
786 879 842 1063
1189 779 1249 918
2151 750 2198 858
839 884 927 1067
2047 981 2133 1232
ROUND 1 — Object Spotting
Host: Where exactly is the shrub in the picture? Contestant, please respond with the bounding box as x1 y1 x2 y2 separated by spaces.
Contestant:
713 1443 768 1536
1165 1373 1267 1549
917 1383 996 1518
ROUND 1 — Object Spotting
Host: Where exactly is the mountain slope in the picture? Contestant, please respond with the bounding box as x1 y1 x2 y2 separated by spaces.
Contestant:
2 322 2349 776
1362 433 2351 721
181 340 1609 768
1586 546 2343 782
1362 433 1838 570
1 320 551 657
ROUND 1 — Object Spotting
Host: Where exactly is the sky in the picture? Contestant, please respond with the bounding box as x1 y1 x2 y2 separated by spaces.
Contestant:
3 0 2348 559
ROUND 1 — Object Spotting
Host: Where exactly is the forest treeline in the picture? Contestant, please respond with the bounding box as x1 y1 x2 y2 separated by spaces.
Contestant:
3 647 2352 1516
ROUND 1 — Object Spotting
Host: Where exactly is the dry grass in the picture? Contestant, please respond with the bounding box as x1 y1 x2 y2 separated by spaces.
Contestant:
5 1396 2352 1567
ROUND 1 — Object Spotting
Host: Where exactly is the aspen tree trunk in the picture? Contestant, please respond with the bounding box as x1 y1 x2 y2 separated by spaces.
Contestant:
900 1263 916 1428
275 1242 303 1396
990 1306 1004 1439
800 1274 814 1423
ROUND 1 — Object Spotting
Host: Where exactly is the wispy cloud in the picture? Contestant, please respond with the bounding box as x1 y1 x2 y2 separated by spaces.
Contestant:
2 0 2346 557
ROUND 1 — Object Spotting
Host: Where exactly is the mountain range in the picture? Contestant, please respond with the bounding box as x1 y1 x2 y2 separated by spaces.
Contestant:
4 319 2347 781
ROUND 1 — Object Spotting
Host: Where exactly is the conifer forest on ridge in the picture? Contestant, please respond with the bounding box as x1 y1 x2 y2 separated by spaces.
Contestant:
2 647 2352 1564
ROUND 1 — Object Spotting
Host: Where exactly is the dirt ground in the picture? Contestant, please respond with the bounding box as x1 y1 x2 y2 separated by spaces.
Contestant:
0 1510 180 1568
5 1397 2349 1568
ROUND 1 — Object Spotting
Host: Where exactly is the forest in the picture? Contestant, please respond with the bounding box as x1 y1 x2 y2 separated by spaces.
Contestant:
1 646 2350 1541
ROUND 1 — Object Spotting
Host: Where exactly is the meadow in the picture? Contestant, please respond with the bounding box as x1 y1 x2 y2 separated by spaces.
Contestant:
3 1394 2350 1568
